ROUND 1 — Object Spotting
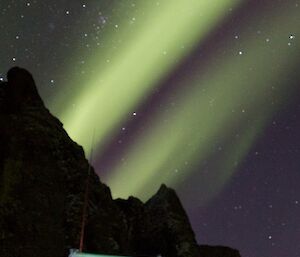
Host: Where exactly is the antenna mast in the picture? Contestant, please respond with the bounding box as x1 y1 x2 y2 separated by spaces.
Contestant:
79 130 95 252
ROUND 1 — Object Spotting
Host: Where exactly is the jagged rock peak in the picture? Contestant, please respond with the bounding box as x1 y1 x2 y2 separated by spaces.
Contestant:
153 183 177 197
157 183 171 193
4 67 43 111
146 184 185 214
0 67 242 257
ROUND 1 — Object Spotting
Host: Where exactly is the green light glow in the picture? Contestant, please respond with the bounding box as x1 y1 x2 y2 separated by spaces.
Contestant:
186 115 267 203
56 0 241 153
107 4 300 201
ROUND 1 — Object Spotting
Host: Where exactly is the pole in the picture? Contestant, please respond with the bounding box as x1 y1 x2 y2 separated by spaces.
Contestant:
79 130 95 252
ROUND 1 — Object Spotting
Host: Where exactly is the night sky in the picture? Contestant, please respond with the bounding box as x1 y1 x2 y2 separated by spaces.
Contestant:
1 1 300 257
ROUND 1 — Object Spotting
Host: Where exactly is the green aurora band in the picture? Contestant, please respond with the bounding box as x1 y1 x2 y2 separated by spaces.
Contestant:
52 1 300 202
106 4 300 201
57 0 241 153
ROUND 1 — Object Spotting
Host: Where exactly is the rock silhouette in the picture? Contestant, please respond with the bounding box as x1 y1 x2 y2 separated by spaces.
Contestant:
0 68 241 257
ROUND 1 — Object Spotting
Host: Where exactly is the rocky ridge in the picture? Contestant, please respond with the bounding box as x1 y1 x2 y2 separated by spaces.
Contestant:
0 67 241 257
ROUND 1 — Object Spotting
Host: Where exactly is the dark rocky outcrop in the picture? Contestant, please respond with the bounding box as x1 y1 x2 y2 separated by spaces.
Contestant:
198 245 241 257
0 67 242 257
